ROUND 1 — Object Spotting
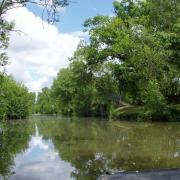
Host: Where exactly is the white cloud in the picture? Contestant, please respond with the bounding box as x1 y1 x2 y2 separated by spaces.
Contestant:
5 7 86 92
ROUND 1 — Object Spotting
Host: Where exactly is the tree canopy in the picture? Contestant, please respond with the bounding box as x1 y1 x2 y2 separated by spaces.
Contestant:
37 0 180 121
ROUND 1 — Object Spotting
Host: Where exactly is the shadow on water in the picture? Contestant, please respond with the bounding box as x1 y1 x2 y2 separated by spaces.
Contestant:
0 116 180 180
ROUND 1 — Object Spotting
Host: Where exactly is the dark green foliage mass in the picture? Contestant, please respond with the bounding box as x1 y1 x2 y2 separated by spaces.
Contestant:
0 75 35 120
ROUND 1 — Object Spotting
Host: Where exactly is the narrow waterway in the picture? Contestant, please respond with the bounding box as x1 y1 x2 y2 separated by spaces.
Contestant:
0 116 180 180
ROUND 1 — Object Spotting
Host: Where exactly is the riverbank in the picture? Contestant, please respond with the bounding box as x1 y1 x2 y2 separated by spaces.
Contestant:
112 104 180 121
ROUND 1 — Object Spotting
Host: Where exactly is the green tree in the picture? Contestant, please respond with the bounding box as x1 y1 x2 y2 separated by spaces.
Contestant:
51 68 74 115
83 0 179 109
36 87 58 114
0 75 33 120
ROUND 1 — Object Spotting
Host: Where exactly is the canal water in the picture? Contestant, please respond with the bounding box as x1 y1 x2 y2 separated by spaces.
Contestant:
0 116 180 180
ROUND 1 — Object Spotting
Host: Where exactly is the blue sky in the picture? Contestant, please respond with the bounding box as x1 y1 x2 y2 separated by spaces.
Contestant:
27 0 116 32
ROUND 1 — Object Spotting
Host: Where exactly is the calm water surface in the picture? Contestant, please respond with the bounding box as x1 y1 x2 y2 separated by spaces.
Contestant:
0 116 180 180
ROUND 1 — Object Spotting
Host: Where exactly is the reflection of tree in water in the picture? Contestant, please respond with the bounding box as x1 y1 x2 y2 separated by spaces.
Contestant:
0 130 14 178
0 120 34 179
70 152 109 180
37 119 180 180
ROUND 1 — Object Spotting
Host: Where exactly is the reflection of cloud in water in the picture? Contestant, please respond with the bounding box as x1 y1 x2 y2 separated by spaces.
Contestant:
9 126 74 180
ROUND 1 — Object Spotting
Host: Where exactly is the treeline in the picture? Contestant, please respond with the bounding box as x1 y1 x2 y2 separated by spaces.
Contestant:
0 74 35 120
36 0 180 121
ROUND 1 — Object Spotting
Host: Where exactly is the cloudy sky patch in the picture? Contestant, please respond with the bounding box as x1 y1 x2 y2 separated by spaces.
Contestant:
6 7 82 92
5 1 115 92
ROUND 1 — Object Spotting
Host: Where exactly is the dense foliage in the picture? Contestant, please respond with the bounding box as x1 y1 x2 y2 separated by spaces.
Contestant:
37 0 180 120
35 87 58 114
0 75 35 120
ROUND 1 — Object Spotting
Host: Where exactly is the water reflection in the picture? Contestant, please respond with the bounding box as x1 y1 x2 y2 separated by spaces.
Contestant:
0 117 180 180
0 120 33 179
9 124 74 180
37 119 180 179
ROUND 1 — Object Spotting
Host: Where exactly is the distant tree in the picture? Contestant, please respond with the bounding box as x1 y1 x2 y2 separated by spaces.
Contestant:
36 87 58 114
51 68 75 116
